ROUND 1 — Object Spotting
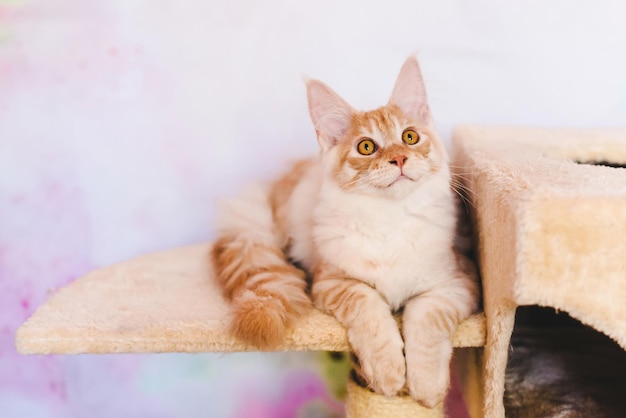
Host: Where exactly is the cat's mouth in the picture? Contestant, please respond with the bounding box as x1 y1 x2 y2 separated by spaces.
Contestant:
388 173 413 187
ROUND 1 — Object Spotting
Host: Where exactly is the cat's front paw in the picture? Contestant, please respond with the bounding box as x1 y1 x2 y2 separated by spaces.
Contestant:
405 343 450 408
355 341 406 397
406 367 448 408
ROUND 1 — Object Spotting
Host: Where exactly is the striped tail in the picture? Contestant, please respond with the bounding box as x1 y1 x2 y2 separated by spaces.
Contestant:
211 185 311 349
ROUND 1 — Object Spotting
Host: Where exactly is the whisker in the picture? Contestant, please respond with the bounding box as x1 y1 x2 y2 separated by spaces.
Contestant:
340 163 477 205
447 163 474 169
450 180 475 197
343 174 377 190
449 181 475 210
453 187 475 211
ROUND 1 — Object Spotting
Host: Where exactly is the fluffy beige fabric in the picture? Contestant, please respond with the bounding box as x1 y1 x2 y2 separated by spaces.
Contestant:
452 125 626 418
16 243 485 417
15 245 345 354
345 376 443 418
15 243 485 355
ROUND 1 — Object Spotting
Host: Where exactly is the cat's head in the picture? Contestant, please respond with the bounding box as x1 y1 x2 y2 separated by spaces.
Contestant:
306 56 448 199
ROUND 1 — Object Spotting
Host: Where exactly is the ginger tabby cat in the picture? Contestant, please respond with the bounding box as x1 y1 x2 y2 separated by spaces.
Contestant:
212 56 479 407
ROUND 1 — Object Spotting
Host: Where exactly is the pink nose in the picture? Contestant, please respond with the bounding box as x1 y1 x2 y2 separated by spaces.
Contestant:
389 155 407 169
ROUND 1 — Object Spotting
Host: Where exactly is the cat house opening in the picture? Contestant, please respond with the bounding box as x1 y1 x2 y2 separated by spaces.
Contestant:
574 160 626 169
504 306 626 418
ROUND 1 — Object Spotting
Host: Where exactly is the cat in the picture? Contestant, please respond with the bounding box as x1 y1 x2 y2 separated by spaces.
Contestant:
211 56 479 407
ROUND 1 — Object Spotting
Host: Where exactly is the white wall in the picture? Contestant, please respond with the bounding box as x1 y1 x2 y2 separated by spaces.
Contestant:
1 1 625 417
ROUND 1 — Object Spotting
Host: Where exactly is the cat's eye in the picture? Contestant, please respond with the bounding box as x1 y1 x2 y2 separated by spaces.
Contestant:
357 139 377 155
402 129 420 145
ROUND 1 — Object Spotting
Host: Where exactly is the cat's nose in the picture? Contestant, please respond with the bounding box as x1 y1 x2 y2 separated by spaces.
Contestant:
389 155 407 169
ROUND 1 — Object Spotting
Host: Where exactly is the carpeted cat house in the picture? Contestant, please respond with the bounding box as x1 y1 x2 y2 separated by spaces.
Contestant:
450 125 626 417
16 126 626 417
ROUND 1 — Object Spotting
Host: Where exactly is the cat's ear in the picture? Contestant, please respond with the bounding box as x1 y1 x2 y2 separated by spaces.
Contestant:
305 78 353 152
388 56 432 124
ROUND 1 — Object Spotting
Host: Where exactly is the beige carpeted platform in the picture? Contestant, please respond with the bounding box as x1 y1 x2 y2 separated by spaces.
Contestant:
15 244 485 355
452 126 626 418
15 243 485 418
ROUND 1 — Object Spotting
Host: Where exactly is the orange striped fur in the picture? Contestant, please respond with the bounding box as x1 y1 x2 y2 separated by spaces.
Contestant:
212 234 311 348
212 56 479 406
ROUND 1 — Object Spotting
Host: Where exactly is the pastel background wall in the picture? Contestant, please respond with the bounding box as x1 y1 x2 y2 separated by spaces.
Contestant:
1 1 625 417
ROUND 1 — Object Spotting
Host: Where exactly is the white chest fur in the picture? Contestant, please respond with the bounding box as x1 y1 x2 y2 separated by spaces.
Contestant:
312 174 457 310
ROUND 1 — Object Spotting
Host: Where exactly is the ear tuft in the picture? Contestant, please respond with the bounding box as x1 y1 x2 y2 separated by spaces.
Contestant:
388 56 432 124
305 79 353 151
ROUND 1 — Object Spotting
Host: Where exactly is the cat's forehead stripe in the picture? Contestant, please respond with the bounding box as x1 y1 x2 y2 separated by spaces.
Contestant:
356 107 407 142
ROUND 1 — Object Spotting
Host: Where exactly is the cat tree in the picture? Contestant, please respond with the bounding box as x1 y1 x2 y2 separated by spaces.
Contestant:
16 125 626 416
15 243 485 417
451 125 626 417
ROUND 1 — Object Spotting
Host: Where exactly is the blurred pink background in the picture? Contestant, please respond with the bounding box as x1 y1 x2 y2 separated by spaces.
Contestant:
1 1 625 417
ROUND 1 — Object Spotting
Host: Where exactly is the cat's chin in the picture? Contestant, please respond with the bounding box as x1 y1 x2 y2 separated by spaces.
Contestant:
387 182 420 199
362 177 422 200
388 174 412 187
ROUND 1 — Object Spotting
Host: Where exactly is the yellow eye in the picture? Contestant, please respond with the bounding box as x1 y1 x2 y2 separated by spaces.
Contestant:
357 139 377 155
402 129 420 145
